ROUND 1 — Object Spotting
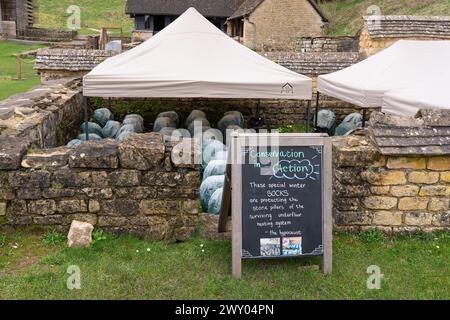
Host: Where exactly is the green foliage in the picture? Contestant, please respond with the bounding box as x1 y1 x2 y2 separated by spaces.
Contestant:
36 0 133 36
356 229 386 243
320 0 450 36
0 234 6 247
42 230 66 246
1 230 449 299
278 123 313 133
92 230 109 245
0 41 46 101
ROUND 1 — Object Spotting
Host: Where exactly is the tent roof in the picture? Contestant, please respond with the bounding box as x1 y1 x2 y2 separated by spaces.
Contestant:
83 8 312 100
317 40 450 111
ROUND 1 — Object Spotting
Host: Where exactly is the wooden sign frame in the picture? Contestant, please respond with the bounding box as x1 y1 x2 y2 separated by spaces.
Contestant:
230 133 332 278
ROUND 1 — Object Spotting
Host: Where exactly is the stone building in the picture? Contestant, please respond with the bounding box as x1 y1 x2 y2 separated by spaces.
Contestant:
125 0 237 42
227 0 328 51
0 0 35 38
35 49 114 81
359 16 450 56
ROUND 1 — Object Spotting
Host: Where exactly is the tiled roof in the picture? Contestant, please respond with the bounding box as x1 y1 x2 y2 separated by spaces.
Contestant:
368 110 450 155
125 0 238 17
229 0 327 22
364 15 450 39
35 49 114 71
262 52 360 76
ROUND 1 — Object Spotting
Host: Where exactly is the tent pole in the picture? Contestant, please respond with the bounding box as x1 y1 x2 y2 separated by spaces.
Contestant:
315 92 320 128
306 100 311 132
83 96 89 141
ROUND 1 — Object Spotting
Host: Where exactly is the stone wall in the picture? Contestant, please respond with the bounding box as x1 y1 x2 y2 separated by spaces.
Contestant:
243 0 325 51
17 27 77 42
90 97 312 130
0 133 201 241
333 135 449 233
297 36 359 53
0 78 83 148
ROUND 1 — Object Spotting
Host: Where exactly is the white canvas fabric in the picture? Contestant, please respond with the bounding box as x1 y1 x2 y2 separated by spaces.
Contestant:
83 8 311 99
382 81 450 116
318 40 450 112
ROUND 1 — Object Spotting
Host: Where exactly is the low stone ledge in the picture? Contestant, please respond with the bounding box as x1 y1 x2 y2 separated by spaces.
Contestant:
0 137 31 170
69 140 119 169
21 147 72 169
118 133 165 170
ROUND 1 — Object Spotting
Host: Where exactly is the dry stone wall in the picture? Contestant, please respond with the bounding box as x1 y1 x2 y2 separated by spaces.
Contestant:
0 133 201 241
333 135 449 233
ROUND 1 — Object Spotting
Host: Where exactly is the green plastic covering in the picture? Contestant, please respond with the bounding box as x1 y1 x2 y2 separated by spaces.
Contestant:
200 175 225 211
203 159 227 181
154 117 176 132
158 111 180 126
77 133 102 141
93 108 114 126
185 110 206 127
80 122 104 138
208 187 224 214
102 120 122 138
67 139 83 148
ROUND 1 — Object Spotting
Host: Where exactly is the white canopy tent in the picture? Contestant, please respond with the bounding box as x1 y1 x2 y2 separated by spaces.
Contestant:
83 8 311 100
317 40 450 117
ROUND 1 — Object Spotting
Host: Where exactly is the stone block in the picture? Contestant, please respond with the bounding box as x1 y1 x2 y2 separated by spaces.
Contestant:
42 188 79 199
361 170 406 186
404 212 432 226
109 170 141 186
21 147 72 169
0 137 31 170
98 216 128 227
88 200 101 213
9 170 51 188
363 196 398 210
372 211 403 226
28 200 56 215
81 188 113 199
140 199 180 215
101 199 139 216
175 226 197 242
33 215 64 225
386 157 426 170
0 188 15 200
407 172 439 184
66 214 98 226
335 197 360 211
91 171 109 187
390 185 419 197
171 138 201 169
398 197 429 211
334 168 363 185
182 200 201 215
67 220 94 248
53 169 92 187
432 213 450 227
427 157 450 171
6 200 27 215
441 172 450 183
333 139 380 168
334 182 369 198
113 187 158 200
334 210 373 225
57 199 88 214
16 188 42 200
370 186 390 195
69 140 119 169
419 185 450 197
118 133 165 170
0 202 6 216
428 198 449 212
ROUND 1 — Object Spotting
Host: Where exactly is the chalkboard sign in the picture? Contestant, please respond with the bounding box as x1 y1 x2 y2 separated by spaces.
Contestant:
231 133 332 278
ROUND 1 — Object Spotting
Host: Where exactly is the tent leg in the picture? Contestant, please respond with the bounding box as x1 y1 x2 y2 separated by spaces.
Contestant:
315 92 320 128
83 96 89 141
306 100 311 132
362 109 367 128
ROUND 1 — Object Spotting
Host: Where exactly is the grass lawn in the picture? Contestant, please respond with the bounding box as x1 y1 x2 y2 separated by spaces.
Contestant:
0 228 448 300
0 41 46 101
36 0 133 36
320 0 450 36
